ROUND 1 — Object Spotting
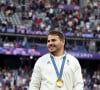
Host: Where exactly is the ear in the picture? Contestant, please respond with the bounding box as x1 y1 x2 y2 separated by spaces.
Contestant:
62 39 65 46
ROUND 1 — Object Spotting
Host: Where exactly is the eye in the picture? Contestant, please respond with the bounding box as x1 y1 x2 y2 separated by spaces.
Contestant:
47 40 50 43
52 39 56 42
47 39 57 43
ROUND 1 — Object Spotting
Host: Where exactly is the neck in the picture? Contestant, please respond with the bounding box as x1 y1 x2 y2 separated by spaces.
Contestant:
51 50 65 56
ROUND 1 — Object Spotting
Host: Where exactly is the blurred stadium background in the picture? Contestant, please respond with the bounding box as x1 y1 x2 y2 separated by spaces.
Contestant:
0 0 100 90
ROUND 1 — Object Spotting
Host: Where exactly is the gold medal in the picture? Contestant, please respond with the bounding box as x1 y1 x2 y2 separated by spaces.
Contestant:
56 79 64 88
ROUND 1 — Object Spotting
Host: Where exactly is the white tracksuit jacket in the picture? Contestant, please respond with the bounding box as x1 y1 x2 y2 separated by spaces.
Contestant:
29 53 84 90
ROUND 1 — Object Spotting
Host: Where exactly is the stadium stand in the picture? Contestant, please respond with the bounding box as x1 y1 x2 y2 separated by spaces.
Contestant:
0 0 100 90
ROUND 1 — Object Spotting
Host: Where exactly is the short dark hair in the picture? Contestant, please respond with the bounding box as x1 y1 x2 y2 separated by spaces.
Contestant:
48 30 65 40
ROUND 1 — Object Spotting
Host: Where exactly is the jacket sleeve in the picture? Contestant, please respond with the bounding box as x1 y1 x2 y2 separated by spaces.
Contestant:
28 60 41 90
72 59 84 90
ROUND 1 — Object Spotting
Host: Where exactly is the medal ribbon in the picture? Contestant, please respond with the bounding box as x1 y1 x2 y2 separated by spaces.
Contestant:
50 55 66 79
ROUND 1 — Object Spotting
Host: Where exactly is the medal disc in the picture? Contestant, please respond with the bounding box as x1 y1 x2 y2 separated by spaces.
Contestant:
56 79 64 88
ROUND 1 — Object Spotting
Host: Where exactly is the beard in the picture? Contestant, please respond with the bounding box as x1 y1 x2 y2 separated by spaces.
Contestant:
48 44 64 56
48 45 60 55
48 45 56 51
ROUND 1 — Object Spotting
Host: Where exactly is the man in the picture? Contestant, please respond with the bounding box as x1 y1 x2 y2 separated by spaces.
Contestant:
29 30 84 90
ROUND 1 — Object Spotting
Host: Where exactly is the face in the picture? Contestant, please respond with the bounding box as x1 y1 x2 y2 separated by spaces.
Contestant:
47 35 65 55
